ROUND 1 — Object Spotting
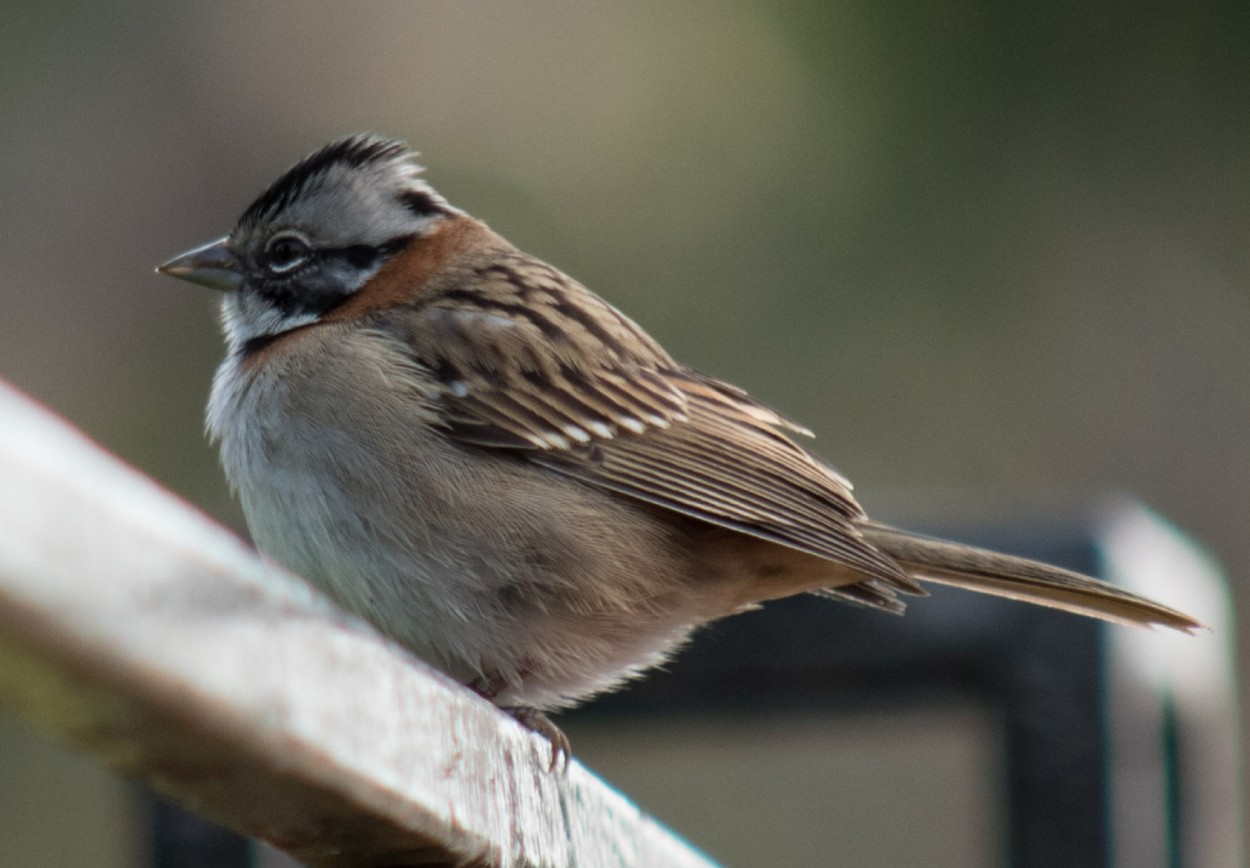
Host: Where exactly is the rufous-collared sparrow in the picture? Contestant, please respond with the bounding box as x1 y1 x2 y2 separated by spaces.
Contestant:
159 134 1199 761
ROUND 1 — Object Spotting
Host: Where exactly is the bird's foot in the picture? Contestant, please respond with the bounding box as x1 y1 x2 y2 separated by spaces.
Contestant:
502 706 571 773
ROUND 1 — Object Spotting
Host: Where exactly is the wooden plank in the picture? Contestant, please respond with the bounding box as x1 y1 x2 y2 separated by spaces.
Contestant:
0 379 716 868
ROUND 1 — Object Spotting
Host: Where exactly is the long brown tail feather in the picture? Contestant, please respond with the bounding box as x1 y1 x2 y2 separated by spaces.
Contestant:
860 522 1203 632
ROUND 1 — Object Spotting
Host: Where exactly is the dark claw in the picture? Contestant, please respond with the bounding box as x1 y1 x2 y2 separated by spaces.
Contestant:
503 706 571 772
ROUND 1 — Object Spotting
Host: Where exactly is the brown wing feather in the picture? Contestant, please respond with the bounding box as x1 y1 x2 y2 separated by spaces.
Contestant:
375 255 915 591
530 393 914 585
385 256 689 450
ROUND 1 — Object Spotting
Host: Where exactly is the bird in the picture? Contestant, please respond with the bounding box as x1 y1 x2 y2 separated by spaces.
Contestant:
158 133 1200 764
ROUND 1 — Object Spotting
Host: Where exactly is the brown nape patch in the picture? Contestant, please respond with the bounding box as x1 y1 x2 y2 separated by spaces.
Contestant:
323 216 496 321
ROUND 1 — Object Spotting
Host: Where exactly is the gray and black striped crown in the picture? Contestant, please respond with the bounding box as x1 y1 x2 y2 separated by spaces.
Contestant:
237 133 450 230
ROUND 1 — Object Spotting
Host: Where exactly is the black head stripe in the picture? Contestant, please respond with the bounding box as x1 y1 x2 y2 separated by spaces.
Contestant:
238 134 410 230
399 189 447 217
326 234 414 271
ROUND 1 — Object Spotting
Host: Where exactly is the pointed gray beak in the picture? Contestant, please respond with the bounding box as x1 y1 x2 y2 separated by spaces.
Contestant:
156 237 243 292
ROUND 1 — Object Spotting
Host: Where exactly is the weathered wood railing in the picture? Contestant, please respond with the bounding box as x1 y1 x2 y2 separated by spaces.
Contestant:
0 378 716 868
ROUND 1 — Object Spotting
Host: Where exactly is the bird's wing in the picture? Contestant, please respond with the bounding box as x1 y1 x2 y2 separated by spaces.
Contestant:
380 268 914 588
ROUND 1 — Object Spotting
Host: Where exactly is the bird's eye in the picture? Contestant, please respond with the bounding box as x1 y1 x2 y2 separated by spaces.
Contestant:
265 234 311 273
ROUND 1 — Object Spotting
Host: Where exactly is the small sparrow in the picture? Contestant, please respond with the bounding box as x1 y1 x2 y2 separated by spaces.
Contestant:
159 134 1199 761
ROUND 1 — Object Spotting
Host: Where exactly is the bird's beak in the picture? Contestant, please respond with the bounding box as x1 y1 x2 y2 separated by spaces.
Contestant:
156 237 243 292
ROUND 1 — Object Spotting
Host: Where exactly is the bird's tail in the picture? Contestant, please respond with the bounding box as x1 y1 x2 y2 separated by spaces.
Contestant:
859 522 1202 632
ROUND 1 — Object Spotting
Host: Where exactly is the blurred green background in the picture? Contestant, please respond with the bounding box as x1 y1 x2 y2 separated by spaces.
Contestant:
0 0 1246 863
